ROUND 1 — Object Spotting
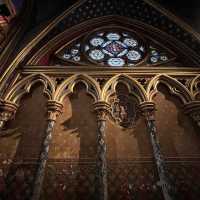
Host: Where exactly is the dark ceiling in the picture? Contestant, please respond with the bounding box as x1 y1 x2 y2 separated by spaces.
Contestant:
33 0 200 33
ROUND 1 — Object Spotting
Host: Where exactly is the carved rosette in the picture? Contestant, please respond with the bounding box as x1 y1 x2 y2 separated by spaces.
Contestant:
31 100 63 200
184 101 200 127
93 101 111 200
140 102 175 200
0 100 18 130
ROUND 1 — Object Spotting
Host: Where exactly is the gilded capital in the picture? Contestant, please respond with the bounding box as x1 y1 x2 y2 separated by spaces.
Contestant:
0 100 18 122
93 101 111 121
47 100 63 121
139 101 156 121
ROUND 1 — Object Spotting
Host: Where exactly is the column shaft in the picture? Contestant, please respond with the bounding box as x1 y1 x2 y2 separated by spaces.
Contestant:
94 102 110 200
96 111 108 200
141 102 175 200
31 101 62 200
31 120 55 200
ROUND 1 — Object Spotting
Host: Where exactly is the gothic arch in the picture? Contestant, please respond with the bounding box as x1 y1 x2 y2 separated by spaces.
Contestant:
27 15 198 66
147 74 192 104
102 74 148 104
54 74 101 103
4 73 55 104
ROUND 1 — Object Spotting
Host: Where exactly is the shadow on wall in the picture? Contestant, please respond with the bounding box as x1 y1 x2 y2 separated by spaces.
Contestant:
49 82 98 160
155 84 200 157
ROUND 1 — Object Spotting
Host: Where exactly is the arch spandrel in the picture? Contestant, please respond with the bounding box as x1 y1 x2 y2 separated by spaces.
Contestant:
146 74 193 104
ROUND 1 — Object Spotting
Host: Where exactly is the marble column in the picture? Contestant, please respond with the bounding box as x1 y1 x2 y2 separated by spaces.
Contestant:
184 101 200 128
140 102 175 200
0 100 18 130
93 101 110 200
31 100 63 200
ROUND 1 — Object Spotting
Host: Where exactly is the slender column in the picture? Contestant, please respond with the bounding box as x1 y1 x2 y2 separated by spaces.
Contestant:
184 101 200 128
93 102 110 200
140 102 175 200
31 100 63 200
0 100 18 130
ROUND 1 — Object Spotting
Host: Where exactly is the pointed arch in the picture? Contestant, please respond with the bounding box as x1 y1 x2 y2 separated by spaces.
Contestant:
147 74 193 104
54 74 101 103
4 73 55 104
102 74 148 104
27 15 199 66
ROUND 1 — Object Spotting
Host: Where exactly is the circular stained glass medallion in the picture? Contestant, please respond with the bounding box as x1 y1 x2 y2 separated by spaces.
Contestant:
63 54 71 59
108 58 125 67
90 37 104 47
150 57 158 63
71 49 79 55
106 33 121 40
124 38 138 47
127 50 141 61
89 49 104 60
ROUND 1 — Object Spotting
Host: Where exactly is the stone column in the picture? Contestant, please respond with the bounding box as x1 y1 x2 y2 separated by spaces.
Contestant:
184 101 200 128
31 100 63 200
93 101 111 200
140 102 175 200
0 100 18 130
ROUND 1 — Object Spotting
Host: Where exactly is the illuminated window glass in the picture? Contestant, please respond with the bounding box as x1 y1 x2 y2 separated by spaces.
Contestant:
84 31 145 67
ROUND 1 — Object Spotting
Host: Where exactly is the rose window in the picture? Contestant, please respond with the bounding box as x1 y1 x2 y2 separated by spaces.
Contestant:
84 32 145 67
58 29 174 67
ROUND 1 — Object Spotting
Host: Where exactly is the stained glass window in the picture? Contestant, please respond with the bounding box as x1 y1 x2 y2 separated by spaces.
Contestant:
85 31 145 67
62 43 81 63
57 29 175 67
148 46 169 65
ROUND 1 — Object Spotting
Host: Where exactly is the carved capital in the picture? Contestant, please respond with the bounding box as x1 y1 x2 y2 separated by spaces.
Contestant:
93 101 111 121
184 101 200 126
0 100 18 122
47 100 63 121
139 101 156 121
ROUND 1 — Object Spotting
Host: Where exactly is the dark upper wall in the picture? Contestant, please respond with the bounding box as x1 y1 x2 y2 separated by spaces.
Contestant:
33 0 78 25
154 0 200 32
27 0 200 33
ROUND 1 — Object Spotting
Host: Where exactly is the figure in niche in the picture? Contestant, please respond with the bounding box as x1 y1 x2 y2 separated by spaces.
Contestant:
110 94 137 128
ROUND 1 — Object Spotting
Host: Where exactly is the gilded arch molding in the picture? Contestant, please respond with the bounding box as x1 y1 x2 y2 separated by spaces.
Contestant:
102 74 148 104
2 72 199 107
4 73 56 104
54 74 101 103
146 74 193 104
